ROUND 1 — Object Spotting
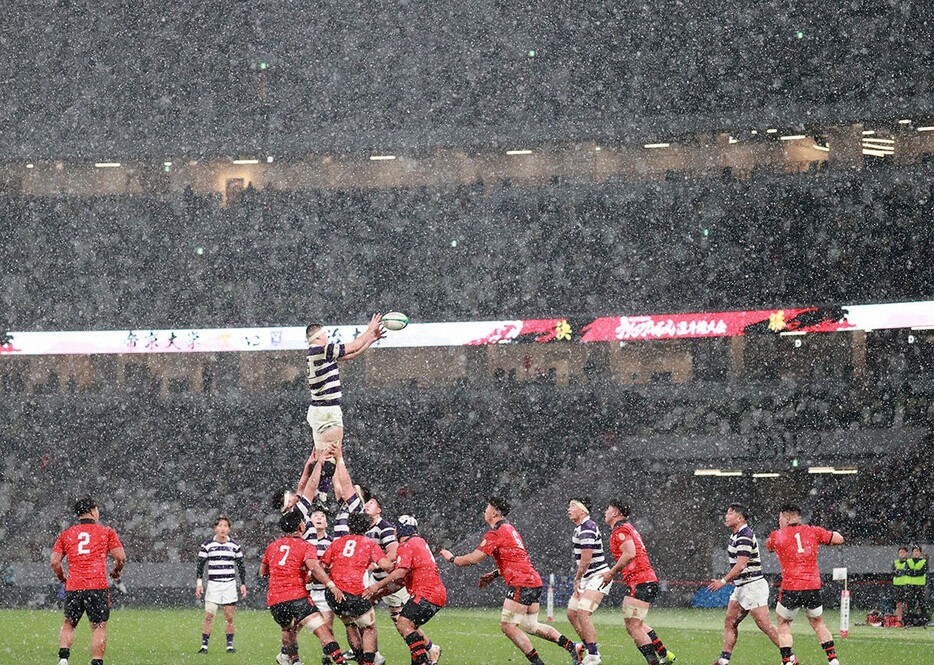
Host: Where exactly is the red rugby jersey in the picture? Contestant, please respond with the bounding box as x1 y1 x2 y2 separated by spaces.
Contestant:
609 521 658 588
478 522 542 588
322 534 386 595
395 536 447 607
766 524 834 591
263 535 318 605
52 520 123 591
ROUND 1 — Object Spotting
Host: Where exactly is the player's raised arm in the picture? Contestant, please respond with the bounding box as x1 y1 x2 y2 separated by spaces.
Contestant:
339 314 385 361
298 450 326 501
439 548 487 567
332 447 355 502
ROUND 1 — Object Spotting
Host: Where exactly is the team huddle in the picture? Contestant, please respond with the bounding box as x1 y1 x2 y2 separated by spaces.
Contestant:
47 315 848 665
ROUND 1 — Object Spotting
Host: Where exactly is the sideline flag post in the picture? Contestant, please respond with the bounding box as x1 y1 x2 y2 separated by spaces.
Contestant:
833 567 850 637
546 574 555 622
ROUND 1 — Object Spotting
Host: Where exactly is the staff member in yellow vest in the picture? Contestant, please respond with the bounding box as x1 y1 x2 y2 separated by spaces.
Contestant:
893 547 911 624
906 546 928 626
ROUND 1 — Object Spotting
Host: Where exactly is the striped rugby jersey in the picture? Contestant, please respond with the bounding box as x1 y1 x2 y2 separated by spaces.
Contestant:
573 518 610 576
333 493 365 537
306 342 346 407
366 518 398 581
304 529 332 591
198 537 244 584
728 525 764 585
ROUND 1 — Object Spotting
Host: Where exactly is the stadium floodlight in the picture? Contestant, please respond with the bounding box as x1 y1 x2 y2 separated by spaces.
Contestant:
369 155 397 161
728 136 738 144
778 330 806 336
832 468 858 475
779 135 807 141
862 138 895 144
693 469 722 476
25 163 34 169
807 466 835 474
718 470 743 477
752 472 781 478
916 126 934 132
766 128 779 134
505 149 533 155
643 143 671 149
898 119 912 124
163 161 173 166
812 145 830 152
862 149 893 157
232 158 259 164
862 130 875 135
94 162 121 168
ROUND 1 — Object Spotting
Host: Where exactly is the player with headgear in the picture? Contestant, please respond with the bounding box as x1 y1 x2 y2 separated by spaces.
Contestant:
364 515 444 664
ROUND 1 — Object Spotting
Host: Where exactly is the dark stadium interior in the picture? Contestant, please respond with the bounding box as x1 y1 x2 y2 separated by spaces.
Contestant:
0 0 932 631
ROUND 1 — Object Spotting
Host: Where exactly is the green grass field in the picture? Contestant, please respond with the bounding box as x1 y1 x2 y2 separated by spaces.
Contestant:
0 607 929 665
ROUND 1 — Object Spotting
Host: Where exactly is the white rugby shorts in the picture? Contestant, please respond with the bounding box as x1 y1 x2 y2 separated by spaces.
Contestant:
306 405 344 445
310 588 331 613
204 579 239 606
577 570 613 595
729 578 769 611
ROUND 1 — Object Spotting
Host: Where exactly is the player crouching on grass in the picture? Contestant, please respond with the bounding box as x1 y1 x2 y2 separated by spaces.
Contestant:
766 504 845 665
601 500 676 665
260 509 349 665
322 512 395 665
440 496 582 665
364 515 444 665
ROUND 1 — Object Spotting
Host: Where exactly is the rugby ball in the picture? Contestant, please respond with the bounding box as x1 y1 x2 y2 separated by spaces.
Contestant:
382 312 409 331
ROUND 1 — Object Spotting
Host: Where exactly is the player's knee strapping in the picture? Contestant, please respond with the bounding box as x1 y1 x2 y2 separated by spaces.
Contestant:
577 596 600 614
518 613 540 634
351 609 376 628
302 612 326 632
622 603 649 620
500 607 522 625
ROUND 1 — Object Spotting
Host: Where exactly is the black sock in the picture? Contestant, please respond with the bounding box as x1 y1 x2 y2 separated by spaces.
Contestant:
91 660 103 665
720 651 732 662
821 640 836 661
322 641 345 664
524 648 545 665
226 632 234 647
58 648 70 660
638 643 660 664
405 631 429 664
780 646 794 662
360 653 376 664
201 633 210 646
647 629 668 658
557 635 576 653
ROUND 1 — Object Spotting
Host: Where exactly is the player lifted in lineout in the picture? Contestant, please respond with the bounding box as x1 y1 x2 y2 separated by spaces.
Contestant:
304 315 384 454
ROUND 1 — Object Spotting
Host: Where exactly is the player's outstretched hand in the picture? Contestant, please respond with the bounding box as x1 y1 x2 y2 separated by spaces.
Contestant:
240 584 248 599
367 313 383 335
706 578 726 592
478 571 498 589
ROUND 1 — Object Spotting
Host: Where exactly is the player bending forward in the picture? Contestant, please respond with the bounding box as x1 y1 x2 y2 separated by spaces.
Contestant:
261 509 349 665
707 503 787 665
322 512 395 665
441 496 581 665
566 497 612 665
51 496 127 665
601 500 676 665
766 504 845 665
364 515 444 664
